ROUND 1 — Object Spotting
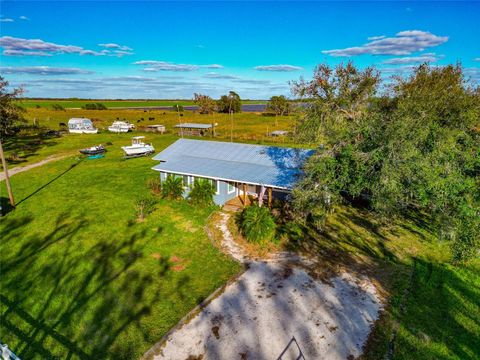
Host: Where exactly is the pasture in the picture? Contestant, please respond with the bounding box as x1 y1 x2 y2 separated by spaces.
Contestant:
16 99 266 109
0 136 241 359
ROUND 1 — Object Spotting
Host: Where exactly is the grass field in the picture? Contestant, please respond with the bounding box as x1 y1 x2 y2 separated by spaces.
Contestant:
23 108 293 142
16 99 266 109
1 114 478 359
287 206 480 360
2 107 301 168
0 136 241 359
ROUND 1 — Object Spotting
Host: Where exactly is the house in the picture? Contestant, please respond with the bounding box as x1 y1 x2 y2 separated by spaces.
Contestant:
151 139 314 206
174 123 214 137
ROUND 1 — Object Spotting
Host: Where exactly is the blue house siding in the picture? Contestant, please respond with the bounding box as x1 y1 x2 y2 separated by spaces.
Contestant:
159 171 238 206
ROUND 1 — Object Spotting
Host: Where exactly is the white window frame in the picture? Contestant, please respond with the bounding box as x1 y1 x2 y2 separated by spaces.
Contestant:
210 179 220 195
227 182 235 194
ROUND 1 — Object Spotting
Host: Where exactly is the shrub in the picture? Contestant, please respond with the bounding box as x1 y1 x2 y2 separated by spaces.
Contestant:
173 104 184 112
161 176 184 200
237 205 276 243
83 103 107 110
188 178 215 206
147 177 161 195
51 103 65 111
134 197 157 221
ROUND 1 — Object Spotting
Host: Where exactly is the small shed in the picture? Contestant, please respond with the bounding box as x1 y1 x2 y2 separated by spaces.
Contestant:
268 130 289 137
174 123 214 137
146 125 166 134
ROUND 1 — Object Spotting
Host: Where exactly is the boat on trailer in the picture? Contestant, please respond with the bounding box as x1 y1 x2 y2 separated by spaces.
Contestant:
121 136 155 158
79 144 106 155
108 121 135 133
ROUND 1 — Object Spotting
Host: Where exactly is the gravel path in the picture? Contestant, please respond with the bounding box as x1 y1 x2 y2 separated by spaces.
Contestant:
0 156 66 181
145 212 382 360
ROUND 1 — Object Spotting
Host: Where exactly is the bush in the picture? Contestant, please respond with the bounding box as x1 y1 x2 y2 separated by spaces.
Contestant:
237 205 276 243
51 103 65 111
147 177 161 195
161 176 184 200
83 103 107 110
188 178 215 206
134 197 157 221
172 104 184 112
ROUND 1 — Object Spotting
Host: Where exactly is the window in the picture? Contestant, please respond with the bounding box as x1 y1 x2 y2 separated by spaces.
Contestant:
172 174 189 188
207 179 219 194
227 182 235 194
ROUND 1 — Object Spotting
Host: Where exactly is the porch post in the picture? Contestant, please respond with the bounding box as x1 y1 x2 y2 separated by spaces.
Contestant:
268 187 272 208
258 185 266 207
243 183 247 206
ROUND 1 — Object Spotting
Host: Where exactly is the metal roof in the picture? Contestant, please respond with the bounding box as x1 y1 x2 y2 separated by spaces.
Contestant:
174 123 213 129
68 118 91 123
151 139 314 189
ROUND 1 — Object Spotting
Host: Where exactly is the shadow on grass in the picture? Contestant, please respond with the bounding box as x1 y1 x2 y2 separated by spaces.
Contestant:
3 132 59 166
16 160 83 206
0 210 190 359
388 258 480 360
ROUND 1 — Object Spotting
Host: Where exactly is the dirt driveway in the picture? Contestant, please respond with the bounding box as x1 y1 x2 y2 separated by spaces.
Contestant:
144 213 382 360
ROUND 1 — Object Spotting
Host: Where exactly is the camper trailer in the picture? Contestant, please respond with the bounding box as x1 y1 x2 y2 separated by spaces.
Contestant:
68 118 98 134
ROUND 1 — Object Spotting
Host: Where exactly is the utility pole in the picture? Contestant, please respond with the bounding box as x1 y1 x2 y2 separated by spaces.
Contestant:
0 138 15 207
176 105 183 138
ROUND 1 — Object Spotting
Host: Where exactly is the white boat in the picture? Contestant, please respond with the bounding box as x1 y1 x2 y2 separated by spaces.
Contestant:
121 136 155 158
68 118 98 134
108 121 135 133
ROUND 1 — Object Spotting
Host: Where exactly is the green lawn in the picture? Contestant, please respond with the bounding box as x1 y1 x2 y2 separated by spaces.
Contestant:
16 99 266 109
0 137 241 359
286 206 480 360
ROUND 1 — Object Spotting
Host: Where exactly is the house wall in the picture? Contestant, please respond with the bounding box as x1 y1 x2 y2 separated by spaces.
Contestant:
158 172 238 206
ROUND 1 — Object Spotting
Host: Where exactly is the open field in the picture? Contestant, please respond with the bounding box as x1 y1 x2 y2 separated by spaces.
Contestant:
16 99 266 109
0 137 241 359
23 108 293 141
1 113 478 359
286 206 480 359
2 108 301 168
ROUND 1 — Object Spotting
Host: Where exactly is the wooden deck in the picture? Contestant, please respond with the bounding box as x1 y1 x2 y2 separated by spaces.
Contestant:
223 195 255 212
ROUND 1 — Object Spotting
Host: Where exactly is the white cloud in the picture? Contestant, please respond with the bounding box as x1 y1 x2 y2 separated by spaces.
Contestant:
0 66 94 75
98 43 132 51
134 61 223 72
0 36 134 57
3 49 52 56
322 30 448 57
0 18 14 22
254 64 303 72
475 57 480 61
19 15 29 20
382 53 438 65
203 72 239 79
367 35 385 41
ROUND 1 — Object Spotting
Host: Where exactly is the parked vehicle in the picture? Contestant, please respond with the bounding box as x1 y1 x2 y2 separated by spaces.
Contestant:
79 144 106 155
121 136 155 158
108 121 135 133
68 118 98 134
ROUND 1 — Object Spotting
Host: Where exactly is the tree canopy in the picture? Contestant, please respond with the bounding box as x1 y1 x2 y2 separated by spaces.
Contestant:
193 93 216 114
0 76 25 137
265 95 291 116
291 62 480 262
217 91 241 113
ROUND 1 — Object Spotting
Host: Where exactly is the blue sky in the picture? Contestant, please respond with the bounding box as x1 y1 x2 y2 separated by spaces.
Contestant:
1 1 479 99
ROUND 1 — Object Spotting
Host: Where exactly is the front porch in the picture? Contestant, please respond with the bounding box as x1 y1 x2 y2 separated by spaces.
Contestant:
223 184 275 212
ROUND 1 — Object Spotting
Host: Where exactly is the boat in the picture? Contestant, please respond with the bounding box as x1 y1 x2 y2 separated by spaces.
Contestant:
121 136 155 158
68 118 98 134
108 121 135 133
79 144 106 155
